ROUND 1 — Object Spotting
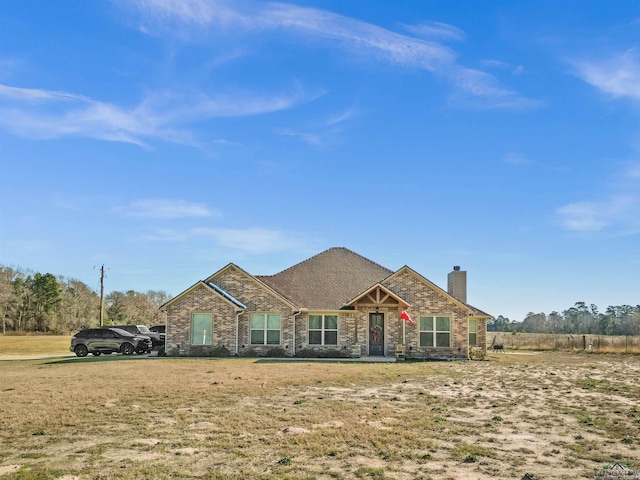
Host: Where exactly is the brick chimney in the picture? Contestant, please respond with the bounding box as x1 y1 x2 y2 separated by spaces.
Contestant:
447 266 467 303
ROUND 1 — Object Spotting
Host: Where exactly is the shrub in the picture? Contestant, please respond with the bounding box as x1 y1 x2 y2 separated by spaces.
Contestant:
295 348 349 358
265 347 287 358
295 348 317 358
469 347 486 361
211 345 231 357
319 349 348 358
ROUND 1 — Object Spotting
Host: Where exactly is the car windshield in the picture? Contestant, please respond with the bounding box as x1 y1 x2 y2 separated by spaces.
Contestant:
137 326 151 333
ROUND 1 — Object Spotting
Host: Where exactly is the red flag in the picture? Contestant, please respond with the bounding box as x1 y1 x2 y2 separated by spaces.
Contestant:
400 310 414 325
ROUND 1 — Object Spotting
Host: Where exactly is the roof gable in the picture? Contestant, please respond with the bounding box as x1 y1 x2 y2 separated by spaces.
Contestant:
206 282 247 309
206 263 298 309
258 247 393 310
383 266 491 317
160 281 245 311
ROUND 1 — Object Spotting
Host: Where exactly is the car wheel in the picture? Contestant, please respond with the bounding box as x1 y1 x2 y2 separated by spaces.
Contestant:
135 346 147 354
121 343 134 356
92 351 102 356
74 345 89 357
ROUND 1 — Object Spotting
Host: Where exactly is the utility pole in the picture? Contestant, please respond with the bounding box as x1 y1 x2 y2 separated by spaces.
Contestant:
99 265 105 327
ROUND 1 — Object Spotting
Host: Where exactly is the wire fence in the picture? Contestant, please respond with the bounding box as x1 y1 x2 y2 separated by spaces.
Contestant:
489 333 640 354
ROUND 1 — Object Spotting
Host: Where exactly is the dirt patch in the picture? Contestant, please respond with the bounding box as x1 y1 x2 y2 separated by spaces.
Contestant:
0 465 20 476
0 352 638 479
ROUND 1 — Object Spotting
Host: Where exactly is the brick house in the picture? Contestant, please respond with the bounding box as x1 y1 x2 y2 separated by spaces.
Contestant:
161 247 490 359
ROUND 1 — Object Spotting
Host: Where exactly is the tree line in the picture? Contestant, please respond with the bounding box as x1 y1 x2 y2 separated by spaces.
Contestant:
1 265 638 337
489 301 640 336
0 265 169 334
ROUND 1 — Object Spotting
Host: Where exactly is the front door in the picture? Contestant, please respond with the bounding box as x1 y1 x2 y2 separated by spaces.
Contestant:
369 312 384 356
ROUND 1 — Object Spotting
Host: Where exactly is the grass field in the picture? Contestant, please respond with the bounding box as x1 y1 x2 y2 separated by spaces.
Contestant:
0 348 639 479
0 335 71 356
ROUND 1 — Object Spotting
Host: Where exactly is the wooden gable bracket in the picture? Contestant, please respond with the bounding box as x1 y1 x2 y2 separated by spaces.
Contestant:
345 283 410 309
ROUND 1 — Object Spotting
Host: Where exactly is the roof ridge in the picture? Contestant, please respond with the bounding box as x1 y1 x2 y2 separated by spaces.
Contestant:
270 247 393 277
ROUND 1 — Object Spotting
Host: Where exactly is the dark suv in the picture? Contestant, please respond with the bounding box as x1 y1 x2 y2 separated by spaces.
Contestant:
70 328 153 357
149 325 165 341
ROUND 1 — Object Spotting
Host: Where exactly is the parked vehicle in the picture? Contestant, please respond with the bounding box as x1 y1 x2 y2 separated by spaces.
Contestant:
106 324 164 348
149 325 167 356
70 328 153 357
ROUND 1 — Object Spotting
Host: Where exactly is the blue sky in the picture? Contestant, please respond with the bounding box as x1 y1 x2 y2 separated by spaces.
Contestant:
1 0 639 321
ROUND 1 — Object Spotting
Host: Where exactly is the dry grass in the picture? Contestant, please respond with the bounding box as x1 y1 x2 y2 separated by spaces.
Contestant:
0 352 639 479
0 335 71 356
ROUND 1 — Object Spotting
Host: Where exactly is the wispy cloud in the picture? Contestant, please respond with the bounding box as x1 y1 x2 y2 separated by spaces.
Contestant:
196 227 302 253
447 67 540 109
140 228 191 242
401 21 465 42
556 196 637 232
571 49 640 101
276 127 322 146
482 59 525 76
626 163 640 179
0 84 90 102
143 224 304 253
325 107 357 126
127 0 537 109
502 152 530 165
115 198 220 219
0 83 318 146
556 162 640 234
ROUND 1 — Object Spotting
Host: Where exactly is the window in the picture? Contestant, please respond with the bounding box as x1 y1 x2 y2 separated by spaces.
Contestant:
102 330 118 339
308 315 338 345
191 313 213 345
419 316 451 348
469 319 477 347
251 313 281 345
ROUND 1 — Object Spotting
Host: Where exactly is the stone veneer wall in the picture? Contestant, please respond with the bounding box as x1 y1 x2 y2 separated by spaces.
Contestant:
165 284 238 356
383 269 470 359
353 307 403 357
166 265 486 359
211 266 295 356
469 314 488 360
294 312 358 356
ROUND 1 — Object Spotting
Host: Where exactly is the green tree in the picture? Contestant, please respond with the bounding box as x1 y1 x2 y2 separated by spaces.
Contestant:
522 312 548 333
488 315 513 332
0 266 18 334
11 275 31 331
28 273 62 332
58 278 100 332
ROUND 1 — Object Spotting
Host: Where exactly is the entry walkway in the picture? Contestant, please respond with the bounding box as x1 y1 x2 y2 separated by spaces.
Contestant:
256 356 397 363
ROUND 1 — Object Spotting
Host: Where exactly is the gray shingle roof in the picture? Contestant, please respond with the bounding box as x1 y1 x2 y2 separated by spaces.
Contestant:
257 247 393 310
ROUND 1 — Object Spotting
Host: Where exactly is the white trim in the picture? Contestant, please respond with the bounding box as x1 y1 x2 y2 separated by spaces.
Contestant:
468 318 478 347
249 313 282 346
308 314 338 346
191 312 213 346
419 315 452 348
